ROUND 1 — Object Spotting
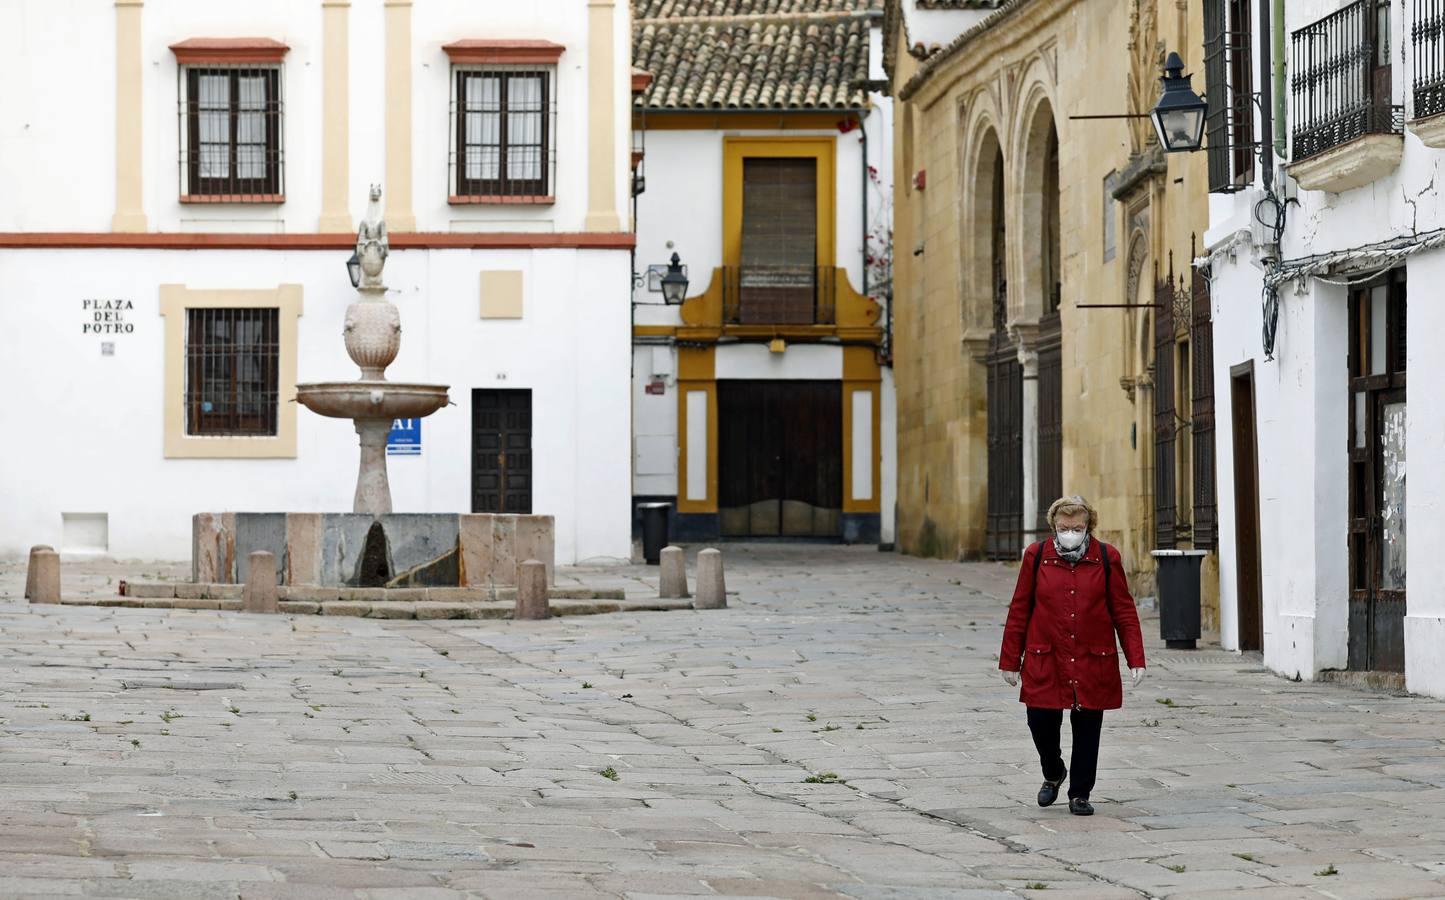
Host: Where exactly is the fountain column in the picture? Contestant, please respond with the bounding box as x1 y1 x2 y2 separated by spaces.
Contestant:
354 418 393 515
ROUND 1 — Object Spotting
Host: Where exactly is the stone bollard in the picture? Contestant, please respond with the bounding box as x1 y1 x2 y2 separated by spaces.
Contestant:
515 559 550 620
242 551 279 614
28 549 61 604
694 548 726 609
24 544 54 601
658 546 690 599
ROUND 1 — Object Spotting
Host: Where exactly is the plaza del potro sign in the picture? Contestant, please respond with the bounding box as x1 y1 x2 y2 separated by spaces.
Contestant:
82 299 135 334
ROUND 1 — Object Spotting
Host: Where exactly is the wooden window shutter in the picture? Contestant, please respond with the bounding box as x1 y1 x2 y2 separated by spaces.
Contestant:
739 158 817 324
1191 252 1218 550
1153 262 1178 550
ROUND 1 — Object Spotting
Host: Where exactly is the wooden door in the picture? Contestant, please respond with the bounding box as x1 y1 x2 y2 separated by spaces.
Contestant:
717 381 842 537
1347 273 1406 672
471 389 532 514
1230 363 1263 652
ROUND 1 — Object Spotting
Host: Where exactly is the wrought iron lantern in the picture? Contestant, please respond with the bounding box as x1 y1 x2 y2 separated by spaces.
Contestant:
346 250 362 289
660 252 689 305
1150 52 1208 153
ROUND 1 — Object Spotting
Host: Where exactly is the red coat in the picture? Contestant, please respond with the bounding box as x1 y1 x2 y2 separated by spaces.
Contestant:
999 540 1147 710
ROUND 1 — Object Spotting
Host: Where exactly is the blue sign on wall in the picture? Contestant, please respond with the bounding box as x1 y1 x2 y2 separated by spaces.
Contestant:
387 418 421 456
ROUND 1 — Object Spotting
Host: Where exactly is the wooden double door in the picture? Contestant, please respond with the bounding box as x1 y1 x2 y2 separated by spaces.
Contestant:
471 389 532 514
718 380 842 537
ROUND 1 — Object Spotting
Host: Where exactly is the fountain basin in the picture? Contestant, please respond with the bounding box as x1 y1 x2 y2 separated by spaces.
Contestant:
295 381 450 419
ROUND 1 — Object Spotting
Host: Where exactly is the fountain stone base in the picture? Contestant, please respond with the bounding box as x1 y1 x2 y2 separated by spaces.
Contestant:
192 512 555 588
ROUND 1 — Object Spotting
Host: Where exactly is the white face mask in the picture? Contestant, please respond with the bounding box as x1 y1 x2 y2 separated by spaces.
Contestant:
1056 528 1087 550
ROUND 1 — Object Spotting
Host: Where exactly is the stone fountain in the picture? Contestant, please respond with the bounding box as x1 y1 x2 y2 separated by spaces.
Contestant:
182 186 556 591
296 185 450 515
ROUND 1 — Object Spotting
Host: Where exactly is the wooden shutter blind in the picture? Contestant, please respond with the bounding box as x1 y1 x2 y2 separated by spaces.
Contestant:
739 158 817 324
1154 265 1178 550
1191 254 1218 550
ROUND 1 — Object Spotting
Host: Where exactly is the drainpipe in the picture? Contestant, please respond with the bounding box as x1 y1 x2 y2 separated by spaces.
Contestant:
1272 0 1286 163
858 110 870 307
1257 0 1276 188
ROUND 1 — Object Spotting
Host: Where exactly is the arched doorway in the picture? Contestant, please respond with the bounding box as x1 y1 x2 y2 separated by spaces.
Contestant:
979 130 1023 559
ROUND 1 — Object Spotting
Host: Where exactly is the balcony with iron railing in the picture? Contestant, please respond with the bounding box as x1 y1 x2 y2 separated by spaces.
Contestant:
1289 0 1404 192
1411 0 1445 145
721 266 837 327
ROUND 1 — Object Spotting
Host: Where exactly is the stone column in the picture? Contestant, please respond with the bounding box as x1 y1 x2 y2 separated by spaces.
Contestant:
694 548 726 609
583 0 620 231
319 0 352 231
515 560 550 620
659 546 689 599
243 551 279 613
383 0 416 231
1016 330 1041 550
28 550 60 604
25 545 54 601
354 419 393 516
112 0 147 232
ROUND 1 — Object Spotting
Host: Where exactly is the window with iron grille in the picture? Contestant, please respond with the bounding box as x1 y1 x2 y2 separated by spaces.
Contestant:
177 67 284 201
1291 0 1401 163
1413 0 1445 120
185 308 280 436
450 67 557 202
1203 0 1254 192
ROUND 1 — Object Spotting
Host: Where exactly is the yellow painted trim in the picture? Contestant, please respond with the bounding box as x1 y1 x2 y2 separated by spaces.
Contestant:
842 346 881 514
676 346 717 514
383 0 416 231
584 0 621 231
638 111 857 131
319 0 352 232
160 285 304 458
112 0 146 232
839 385 882 514
633 324 675 337
722 137 835 269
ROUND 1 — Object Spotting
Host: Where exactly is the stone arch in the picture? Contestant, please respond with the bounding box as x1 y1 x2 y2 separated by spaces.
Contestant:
1011 78 1061 327
960 97 1007 350
1124 228 1152 383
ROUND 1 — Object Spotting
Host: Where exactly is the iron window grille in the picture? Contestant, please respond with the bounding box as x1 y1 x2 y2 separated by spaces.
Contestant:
184 308 280 436
1414 0 1445 120
449 66 558 202
1203 0 1255 192
1291 0 1402 163
720 265 837 326
177 66 284 201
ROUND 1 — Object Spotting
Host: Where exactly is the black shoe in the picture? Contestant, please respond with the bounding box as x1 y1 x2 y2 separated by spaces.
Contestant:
1069 797 1094 816
1037 770 1066 807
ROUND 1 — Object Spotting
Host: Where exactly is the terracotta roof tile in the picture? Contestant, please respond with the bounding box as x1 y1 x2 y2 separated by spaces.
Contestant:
632 0 876 110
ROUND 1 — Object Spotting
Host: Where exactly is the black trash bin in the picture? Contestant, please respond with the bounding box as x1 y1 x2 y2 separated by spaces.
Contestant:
638 502 671 565
1150 549 1207 649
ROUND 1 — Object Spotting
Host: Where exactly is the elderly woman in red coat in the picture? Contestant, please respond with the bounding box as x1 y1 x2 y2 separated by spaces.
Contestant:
998 495 1147 816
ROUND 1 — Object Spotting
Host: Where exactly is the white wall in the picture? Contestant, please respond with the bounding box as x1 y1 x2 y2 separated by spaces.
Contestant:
0 246 633 565
896 4 990 50
0 0 631 234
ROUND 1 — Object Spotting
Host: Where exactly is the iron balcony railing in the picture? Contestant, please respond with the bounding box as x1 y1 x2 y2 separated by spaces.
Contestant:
1291 0 1402 163
722 266 837 326
1415 0 1445 119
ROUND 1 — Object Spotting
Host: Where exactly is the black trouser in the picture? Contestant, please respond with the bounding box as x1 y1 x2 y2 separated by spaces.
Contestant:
1026 706 1104 800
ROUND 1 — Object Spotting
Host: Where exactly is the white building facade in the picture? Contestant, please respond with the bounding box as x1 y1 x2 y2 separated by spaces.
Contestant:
629 1 896 547
1205 0 1445 693
0 0 636 565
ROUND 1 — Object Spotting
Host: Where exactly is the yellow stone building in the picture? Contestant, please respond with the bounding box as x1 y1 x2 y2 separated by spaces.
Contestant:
884 0 1219 618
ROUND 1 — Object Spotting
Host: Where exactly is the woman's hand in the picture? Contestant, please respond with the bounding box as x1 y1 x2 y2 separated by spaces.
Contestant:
1002 670 1020 687
1130 667 1146 687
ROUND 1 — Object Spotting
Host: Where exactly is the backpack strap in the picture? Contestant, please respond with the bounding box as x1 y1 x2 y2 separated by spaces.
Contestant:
1028 541 1045 615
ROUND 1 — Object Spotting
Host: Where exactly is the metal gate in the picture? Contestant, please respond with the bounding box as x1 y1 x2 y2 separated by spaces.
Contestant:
986 288 1024 560
1347 271 1406 673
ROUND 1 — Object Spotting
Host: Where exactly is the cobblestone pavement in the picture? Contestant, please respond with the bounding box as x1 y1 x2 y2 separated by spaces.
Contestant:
1 546 1443 899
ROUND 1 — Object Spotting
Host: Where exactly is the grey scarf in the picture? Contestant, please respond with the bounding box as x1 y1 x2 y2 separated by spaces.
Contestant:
1053 534 1090 564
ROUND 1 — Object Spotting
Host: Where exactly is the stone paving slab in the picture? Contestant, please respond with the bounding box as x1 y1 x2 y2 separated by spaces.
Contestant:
1 546 1444 897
